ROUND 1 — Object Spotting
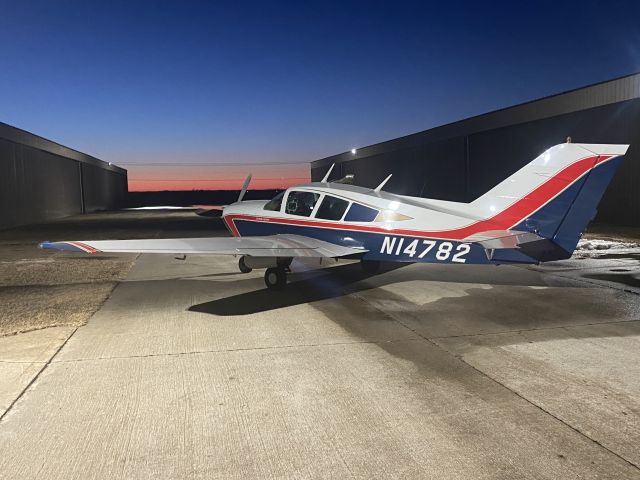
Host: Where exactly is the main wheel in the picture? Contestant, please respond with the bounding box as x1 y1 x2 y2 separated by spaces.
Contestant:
361 259 380 274
264 267 287 290
238 256 252 273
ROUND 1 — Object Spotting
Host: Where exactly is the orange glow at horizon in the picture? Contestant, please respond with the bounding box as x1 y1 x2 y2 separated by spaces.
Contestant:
126 163 311 192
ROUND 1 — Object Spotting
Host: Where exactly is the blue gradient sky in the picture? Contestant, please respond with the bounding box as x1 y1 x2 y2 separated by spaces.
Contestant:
1 1 640 189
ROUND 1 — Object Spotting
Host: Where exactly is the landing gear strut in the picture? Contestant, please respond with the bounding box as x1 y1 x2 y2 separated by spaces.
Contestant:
360 259 380 274
238 256 252 273
277 257 293 270
264 267 287 290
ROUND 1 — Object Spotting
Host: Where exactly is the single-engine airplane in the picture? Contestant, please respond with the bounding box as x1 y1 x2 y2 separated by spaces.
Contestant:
40 142 628 290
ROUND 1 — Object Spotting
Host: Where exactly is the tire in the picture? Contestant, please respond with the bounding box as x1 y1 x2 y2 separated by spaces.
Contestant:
238 256 252 273
360 259 380 274
264 267 287 290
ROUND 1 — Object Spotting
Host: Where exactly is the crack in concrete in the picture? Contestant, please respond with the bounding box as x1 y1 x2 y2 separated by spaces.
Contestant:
51 337 421 364
0 360 47 365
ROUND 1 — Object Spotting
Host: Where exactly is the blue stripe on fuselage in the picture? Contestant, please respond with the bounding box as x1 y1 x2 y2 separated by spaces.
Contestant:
232 219 535 265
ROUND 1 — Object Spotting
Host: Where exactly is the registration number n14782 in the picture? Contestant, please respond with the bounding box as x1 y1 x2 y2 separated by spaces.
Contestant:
379 237 471 263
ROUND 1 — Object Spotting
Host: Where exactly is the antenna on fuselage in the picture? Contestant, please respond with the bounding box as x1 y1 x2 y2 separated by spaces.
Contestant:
374 174 392 193
321 164 335 183
237 173 252 202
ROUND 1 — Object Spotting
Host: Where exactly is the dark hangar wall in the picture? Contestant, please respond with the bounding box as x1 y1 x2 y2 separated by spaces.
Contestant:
0 122 127 230
311 73 640 226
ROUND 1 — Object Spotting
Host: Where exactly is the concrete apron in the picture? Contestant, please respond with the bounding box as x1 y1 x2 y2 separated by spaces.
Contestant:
0 254 638 479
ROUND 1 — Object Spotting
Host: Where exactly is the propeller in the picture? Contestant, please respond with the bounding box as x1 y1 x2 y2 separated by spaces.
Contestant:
238 173 252 202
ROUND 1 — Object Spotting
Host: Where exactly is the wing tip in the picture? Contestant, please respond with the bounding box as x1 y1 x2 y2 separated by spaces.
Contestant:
38 241 99 253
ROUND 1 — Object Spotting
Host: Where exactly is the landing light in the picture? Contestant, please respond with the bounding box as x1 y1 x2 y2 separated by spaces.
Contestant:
351 148 357 154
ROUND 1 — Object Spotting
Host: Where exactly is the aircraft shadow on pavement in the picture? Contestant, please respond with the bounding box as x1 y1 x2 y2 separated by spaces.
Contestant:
187 261 555 316
188 263 407 316
187 261 638 348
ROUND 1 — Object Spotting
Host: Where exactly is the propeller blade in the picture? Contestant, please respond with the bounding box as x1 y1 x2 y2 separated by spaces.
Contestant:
238 174 252 202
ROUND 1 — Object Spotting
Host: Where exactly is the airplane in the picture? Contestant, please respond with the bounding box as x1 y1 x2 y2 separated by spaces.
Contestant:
40 142 628 290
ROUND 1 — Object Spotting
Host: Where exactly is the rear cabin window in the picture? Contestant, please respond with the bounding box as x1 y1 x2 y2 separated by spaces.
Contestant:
344 203 379 222
315 195 349 221
264 191 285 211
285 191 320 217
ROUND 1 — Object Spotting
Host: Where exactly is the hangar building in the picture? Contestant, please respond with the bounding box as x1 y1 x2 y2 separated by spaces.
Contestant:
311 73 640 226
0 122 127 230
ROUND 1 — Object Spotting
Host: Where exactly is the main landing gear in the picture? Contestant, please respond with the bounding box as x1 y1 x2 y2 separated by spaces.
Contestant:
264 267 287 290
238 255 292 290
360 259 380 274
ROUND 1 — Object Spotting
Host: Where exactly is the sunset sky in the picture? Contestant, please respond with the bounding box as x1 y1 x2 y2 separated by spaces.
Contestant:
1 1 640 191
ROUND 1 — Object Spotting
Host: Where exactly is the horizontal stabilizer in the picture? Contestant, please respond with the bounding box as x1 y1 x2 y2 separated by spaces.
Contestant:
464 230 544 250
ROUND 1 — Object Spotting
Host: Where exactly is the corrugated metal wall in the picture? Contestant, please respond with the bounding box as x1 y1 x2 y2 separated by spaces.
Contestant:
0 123 127 230
311 74 640 226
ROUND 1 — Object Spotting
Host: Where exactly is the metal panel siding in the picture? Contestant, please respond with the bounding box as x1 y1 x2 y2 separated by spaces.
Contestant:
311 74 640 226
312 73 640 170
0 139 82 229
81 163 127 212
0 129 128 229
467 100 640 224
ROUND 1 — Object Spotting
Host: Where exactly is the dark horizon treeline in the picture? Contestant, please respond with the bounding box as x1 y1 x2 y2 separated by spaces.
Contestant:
126 189 283 207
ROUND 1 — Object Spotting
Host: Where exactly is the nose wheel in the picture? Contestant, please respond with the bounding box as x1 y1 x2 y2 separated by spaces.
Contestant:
238 256 252 273
264 267 287 290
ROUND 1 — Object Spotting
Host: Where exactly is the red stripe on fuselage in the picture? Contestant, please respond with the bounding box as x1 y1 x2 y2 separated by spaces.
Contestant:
225 154 613 240
223 216 240 237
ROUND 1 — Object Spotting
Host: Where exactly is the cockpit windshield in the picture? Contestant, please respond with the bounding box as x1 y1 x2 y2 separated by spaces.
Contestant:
263 191 285 211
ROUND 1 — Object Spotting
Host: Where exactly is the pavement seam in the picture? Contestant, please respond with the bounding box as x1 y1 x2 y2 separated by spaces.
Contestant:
537 269 640 296
51 337 421 363
351 291 640 472
0 256 136 423
0 326 78 424
427 318 640 340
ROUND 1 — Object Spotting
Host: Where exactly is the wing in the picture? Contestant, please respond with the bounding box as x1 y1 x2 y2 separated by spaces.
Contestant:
39 234 366 258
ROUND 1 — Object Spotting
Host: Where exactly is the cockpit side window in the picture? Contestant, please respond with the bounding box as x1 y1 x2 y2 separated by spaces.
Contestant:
344 203 379 222
315 195 349 221
285 191 320 217
264 191 285 211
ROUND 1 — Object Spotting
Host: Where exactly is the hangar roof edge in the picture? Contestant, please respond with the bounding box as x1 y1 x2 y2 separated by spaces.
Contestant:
0 121 126 175
311 71 640 168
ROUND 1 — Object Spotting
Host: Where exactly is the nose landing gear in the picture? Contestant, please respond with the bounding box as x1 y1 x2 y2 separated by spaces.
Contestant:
238 256 252 273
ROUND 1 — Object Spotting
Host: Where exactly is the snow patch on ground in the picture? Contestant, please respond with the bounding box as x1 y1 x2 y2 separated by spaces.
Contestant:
573 239 640 259
577 239 639 251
